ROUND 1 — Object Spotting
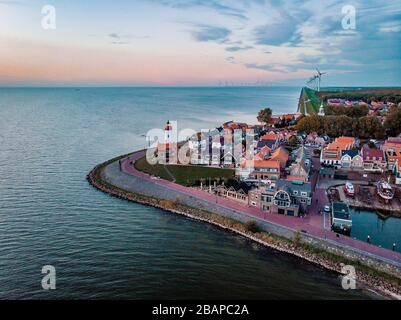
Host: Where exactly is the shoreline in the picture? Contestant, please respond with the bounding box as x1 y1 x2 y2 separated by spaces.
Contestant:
87 154 401 300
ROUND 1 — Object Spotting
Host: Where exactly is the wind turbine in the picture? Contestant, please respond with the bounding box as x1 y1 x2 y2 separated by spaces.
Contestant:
307 75 318 90
315 68 327 92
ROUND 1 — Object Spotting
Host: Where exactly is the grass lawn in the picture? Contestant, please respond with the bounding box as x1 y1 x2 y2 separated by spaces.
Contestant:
303 87 322 114
134 156 235 187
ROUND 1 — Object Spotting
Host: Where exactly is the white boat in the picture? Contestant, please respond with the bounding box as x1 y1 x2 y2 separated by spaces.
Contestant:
344 182 355 197
377 180 394 201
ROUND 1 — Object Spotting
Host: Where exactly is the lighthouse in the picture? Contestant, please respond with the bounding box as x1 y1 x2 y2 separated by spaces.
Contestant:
318 103 325 116
164 120 173 144
156 120 177 164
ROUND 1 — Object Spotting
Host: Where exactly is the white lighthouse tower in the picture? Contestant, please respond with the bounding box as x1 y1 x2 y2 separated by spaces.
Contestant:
318 103 325 116
156 120 177 164
164 120 173 144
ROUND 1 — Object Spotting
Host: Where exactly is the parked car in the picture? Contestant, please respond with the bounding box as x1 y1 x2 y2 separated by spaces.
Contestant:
324 205 331 213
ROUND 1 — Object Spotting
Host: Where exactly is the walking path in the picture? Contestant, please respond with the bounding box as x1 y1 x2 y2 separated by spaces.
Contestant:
114 150 401 266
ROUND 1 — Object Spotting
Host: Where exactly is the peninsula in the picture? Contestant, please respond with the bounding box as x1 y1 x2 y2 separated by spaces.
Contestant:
89 87 401 299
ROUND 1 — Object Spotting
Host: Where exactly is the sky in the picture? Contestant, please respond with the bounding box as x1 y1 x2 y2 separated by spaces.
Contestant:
0 0 400 86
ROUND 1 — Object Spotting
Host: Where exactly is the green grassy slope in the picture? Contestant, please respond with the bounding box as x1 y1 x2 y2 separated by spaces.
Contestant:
298 87 321 114
134 156 235 187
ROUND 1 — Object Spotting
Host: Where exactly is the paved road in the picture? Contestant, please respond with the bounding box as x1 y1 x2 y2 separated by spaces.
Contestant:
109 150 401 266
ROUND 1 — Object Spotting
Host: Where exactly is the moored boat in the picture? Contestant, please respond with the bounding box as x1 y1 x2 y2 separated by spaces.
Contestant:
344 182 355 197
376 180 394 201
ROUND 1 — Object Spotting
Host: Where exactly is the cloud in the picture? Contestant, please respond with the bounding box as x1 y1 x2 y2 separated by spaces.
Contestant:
253 21 298 46
154 0 249 20
0 0 25 5
245 63 299 73
103 33 150 44
108 33 150 40
225 56 236 64
191 24 231 42
225 45 253 52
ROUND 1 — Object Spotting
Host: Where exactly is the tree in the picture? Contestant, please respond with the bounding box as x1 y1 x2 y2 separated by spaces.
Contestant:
257 108 273 126
288 135 298 147
384 107 401 136
357 116 385 139
295 114 324 134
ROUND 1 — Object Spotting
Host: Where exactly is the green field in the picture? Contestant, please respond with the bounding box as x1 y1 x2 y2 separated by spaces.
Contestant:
298 87 321 114
134 156 235 187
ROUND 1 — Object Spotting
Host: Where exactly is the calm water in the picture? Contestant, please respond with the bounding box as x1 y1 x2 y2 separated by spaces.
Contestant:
351 210 401 253
0 87 378 299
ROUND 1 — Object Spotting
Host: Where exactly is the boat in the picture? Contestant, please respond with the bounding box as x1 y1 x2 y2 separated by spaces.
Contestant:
376 180 394 201
344 182 355 197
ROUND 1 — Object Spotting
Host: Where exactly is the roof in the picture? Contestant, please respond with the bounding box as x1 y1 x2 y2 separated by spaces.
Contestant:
362 145 384 160
293 146 311 162
281 114 295 120
260 145 271 152
336 136 355 144
290 160 309 176
323 136 355 157
257 140 276 150
383 137 401 149
254 152 265 160
286 175 307 182
241 160 280 169
223 179 252 193
332 202 351 220
260 132 280 141
271 147 289 162
277 180 311 193
341 150 359 158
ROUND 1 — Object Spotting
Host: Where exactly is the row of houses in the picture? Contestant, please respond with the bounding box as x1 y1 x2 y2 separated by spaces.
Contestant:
156 121 319 217
320 135 401 184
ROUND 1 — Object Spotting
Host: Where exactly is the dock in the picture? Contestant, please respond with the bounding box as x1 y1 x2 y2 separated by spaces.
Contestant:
331 184 401 217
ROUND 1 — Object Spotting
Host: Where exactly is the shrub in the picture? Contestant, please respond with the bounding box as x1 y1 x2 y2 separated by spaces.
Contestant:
245 221 261 233
293 230 302 248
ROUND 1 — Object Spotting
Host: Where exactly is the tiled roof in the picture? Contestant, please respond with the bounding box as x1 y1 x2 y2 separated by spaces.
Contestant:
341 150 359 158
362 145 384 160
260 133 280 141
271 147 289 162
241 160 280 169
257 140 276 149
